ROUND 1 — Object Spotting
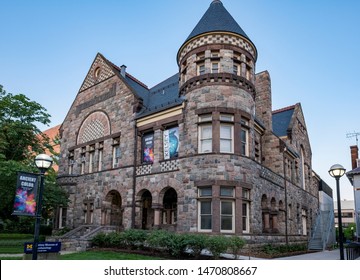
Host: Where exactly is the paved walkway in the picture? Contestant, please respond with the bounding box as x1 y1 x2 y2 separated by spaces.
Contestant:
276 249 344 260
241 249 359 260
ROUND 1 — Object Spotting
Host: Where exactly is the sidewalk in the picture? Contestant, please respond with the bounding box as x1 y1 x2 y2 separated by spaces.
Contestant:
270 249 360 260
276 249 343 260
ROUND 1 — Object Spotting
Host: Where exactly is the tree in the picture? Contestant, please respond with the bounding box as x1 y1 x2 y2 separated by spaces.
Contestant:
0 85 68 232
344 223 356 241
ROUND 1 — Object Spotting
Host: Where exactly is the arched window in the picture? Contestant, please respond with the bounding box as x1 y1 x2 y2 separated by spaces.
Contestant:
77 111 110 145
162 188 177 225
300 147 306 190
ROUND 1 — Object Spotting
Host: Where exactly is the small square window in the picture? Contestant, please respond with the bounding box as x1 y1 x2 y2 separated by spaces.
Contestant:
199 114 212 122
220 114 234 122
199 187 212 197
220 187 234 197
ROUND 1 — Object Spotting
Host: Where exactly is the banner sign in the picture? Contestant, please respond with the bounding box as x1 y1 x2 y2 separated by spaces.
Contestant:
163 127 179 160
12 172 39 216
24 242 62 254
142 133 154 163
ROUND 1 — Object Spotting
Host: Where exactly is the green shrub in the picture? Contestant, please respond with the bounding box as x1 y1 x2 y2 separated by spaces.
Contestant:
122 229 148 249
165 233 188 258
262 243 307 255
107 232 125 248
91 232 109 247
229 236 246 259
206 235 231 259
146 230 172 251
185 233 208 259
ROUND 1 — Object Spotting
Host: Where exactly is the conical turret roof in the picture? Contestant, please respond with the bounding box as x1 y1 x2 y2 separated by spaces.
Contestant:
186 0 251 42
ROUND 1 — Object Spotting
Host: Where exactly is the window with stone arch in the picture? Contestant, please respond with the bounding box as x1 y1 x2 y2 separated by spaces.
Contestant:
77 111 111 145
300 146 306 190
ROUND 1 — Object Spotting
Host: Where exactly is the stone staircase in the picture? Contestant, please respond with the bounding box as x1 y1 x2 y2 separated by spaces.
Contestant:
48 225 118 252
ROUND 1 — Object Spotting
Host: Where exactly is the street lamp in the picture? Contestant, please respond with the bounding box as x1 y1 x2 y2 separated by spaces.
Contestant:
32 154 53 260
329 163 346 260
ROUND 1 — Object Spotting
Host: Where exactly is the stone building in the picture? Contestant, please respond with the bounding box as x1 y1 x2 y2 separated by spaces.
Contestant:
57 0 321 245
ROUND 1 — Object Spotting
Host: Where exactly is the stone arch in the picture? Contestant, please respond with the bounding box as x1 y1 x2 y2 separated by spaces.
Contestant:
261 194 268 209
270 197 279 233
270 197 276 211
101 190 122 227
279 200 284 210
155 178 182 204
77 111 111 145
137 189 153 230
161 187 178 225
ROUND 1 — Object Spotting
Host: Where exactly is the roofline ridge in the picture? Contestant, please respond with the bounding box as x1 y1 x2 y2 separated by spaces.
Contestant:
102 55 149 90
272 105 296 114
125 72 149 89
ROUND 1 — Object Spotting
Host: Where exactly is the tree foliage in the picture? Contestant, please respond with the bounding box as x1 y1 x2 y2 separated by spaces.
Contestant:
0 85 68 230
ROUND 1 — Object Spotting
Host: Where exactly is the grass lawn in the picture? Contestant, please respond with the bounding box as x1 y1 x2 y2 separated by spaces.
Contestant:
1 250 164 260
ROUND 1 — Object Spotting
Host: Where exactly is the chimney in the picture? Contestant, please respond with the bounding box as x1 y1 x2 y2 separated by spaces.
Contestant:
120 65 127 78
255 71 272 130
350 145 358 169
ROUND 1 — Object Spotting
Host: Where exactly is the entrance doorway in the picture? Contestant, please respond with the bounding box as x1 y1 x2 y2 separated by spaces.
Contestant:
102 190 122 226
162 188 177 225
141 190 153 229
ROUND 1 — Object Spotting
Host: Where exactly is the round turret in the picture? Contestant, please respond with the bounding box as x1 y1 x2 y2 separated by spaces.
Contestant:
177 0 257 99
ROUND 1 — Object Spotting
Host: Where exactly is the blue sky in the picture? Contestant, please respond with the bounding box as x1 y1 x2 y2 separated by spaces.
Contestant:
1 0 359 200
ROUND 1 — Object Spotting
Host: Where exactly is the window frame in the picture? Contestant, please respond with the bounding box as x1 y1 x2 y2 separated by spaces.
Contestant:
198 187 212 232
211 62 219 73
198 115 213 154
220 200 235 233
198 63 205 76
242 201 250 233
240 118 250 157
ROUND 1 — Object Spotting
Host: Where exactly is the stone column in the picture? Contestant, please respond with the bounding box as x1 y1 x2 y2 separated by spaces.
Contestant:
154 209 161 226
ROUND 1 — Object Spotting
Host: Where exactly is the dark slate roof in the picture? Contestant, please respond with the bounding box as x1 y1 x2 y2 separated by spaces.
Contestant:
319 180 333 198
347 166 360 176
124 74 150 102
272 106 295 137
185 0 250 43
135 73 184 118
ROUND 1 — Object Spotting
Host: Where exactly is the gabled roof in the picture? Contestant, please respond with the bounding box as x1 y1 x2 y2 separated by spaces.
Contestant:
347 166 360 185
136 73 184 119
185 0 250 42
272 105 296 137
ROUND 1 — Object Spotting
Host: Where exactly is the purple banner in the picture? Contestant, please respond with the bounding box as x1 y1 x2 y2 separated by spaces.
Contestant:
12 172 38 216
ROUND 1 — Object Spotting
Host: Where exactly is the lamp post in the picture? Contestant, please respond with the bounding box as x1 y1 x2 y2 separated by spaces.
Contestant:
32 154 53 260
329 164 346 260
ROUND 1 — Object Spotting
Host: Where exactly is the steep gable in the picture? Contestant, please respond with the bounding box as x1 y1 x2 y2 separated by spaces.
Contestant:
79 53 117 92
